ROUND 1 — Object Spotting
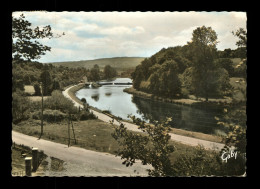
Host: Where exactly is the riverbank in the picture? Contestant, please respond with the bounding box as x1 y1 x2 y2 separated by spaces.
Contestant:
66 83 85 106
123 87 241 108
67 84 223 144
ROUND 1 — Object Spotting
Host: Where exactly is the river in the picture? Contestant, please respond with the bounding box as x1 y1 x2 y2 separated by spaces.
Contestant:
75 78 226 135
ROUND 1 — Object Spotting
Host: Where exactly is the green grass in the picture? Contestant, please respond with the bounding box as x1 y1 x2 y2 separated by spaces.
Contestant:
231 58 242 67
12 118 212 165
48 57 145 72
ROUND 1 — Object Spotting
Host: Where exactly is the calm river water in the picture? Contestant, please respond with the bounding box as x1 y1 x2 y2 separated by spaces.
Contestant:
76 78 226 135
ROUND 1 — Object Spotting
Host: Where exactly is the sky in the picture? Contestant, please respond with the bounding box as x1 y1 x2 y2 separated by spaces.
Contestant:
12 11 247 63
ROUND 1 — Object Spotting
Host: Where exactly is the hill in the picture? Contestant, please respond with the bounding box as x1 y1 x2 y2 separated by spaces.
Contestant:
48 57 146 72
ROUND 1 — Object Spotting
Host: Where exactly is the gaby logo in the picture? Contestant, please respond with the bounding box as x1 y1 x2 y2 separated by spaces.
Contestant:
221 150 238 163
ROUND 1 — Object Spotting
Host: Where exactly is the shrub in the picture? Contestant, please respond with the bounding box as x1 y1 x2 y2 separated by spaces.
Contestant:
78 110 97 120
33 82 41 96
44 90 78 114
12 91 31 124
32 109 67 122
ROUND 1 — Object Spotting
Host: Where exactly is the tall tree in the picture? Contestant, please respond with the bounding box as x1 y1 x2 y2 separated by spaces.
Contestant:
188 26 219 101
40 70 52 95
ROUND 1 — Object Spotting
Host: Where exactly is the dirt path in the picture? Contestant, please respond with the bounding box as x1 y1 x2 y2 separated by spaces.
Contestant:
12 131 152 176
63 85 225 151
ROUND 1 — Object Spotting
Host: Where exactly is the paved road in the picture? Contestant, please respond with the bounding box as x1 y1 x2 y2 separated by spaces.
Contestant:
63 85 225 151
12 131 152 176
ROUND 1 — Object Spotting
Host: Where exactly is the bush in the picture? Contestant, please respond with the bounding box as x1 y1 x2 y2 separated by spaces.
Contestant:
78 110 97 121
33 82 41 96
44 90 78 114
32 109 67 122
12 91 31 124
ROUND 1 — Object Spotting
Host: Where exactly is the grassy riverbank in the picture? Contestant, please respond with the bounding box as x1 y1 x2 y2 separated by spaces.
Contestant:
67 84 223 143
123 87 235 107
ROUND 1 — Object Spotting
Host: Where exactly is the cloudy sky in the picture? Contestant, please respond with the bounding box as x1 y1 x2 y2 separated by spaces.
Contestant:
12 11 247 63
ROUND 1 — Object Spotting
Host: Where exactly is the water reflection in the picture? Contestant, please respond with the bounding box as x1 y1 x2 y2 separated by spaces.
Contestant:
91 94 99 101
105 93 112 96
131 96 225 134
76 79 227 135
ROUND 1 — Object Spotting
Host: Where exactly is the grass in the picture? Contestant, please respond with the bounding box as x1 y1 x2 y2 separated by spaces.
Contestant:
28 96 49 102
24 85 35 95
12 118 215 165
170 128 222 143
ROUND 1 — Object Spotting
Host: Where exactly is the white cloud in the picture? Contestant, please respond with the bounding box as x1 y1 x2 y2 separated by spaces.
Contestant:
12 11 247 62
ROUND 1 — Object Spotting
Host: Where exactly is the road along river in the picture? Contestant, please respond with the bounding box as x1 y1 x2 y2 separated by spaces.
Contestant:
63 85 225 151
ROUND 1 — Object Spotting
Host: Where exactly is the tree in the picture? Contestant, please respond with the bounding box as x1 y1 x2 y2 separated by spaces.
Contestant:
33 82 41 96
52 79 61 91
232 28 247 48
103 65 117 80
89 64 100 81
188 26 219 101
216 58 235 77
40 70 52 95
12 14 64 62
111 116 175 176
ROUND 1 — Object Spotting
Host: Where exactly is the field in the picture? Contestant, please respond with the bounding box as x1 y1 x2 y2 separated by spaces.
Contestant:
48 57 145 72
24 85 35 95
12 118 211 165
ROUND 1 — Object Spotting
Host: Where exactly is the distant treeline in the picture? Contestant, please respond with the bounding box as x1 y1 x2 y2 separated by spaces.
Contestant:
12 61 118 96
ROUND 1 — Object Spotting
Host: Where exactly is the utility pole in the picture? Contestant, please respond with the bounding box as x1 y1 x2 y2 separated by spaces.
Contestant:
38 82 44 140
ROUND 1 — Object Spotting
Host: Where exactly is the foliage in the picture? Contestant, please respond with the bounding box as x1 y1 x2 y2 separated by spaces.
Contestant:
103 65 117 80
112 115 246 176
112 116 175 176
44 90 78 114
88 64 100 81
172 145 222 176
32 109 67 122
215 58 235 77
188 26 220 101
12 91 31 124
12 14 64 62
232 28 247 48
40 69 52 95
33 82 41 96
78 110 97 121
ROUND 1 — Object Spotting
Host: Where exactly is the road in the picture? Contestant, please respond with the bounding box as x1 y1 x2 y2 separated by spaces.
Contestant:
63 85 225 151
12 131 152 176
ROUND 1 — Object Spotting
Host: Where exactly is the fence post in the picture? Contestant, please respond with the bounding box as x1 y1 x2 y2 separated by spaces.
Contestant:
32 148 38 172
25 157 32 176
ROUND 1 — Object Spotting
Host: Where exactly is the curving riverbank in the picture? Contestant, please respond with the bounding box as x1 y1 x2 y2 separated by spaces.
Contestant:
63 84 225 150
123 87 244 108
